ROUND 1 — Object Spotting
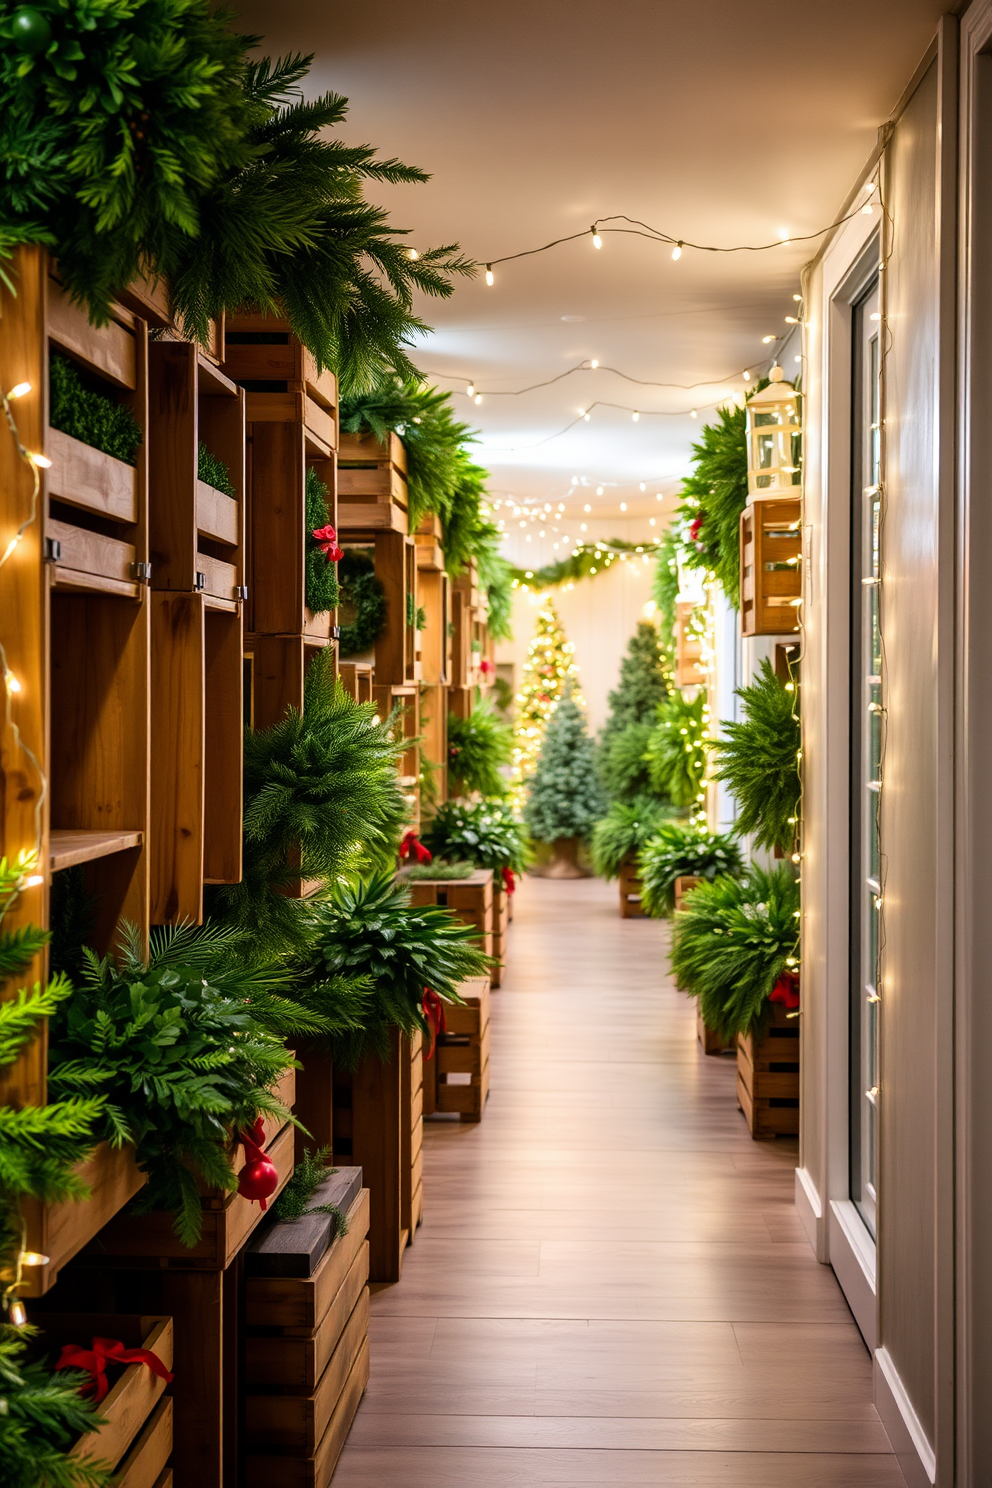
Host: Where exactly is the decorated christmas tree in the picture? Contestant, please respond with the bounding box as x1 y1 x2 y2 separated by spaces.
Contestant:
511 601 580 797
524 687 606 875
600 620 669 749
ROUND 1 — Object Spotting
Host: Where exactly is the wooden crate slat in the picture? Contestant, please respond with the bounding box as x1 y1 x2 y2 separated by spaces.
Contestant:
245 1336 370 1488
47 516 137 589
245 1242 369 1394
48 279 137 389
50 828 143 871
196 481 239 545
245 1189 370 1332
335 501 406 534
150 593 204 923
47 427 137 525
22 1142 146 1296
112 1396 173 1488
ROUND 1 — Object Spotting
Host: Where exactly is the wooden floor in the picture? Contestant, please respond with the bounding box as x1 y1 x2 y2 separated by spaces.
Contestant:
336 876 905 1486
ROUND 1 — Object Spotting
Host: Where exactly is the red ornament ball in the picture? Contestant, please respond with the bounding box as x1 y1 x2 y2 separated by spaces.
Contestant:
238 1157 279 1204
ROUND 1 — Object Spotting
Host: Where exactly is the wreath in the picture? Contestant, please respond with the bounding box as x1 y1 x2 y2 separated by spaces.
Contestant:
338 549 387 657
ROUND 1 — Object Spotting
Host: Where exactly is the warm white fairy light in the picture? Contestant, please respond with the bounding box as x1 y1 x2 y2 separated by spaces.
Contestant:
485 264 494 286
591 225 603 249
671 242 683 260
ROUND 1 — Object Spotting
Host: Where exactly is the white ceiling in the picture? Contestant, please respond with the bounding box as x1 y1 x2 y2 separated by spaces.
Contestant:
236 0 948 551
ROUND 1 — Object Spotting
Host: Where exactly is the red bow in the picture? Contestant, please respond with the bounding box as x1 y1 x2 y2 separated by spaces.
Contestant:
312 524 343 563
422 988 446 1059
54 1338 174 1405
689 515 704 544
769 972 800 1010
400 830 432 865
501 866 516 896
479 658 494 677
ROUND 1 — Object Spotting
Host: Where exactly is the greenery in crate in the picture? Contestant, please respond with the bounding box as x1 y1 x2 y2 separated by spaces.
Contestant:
305 468 340 617
524 687 606 845
47 921 318 1247
668 865 799 1040
304 871 491 1067
638 821 744 917
2 28 473 393
590 797 682 881
197 441 235 497
644 689 708 809
406 593 427 631
447 701 513 799
402 859 476 881
600 621 669 751
337 549 386 657
673 402 749 603
421 800 530 876
48 352 141 465
652 528 680 671
0 1326 111 1488
273 1146 347 1238
211 650 407 955
599 721 658 804
711 658 801 854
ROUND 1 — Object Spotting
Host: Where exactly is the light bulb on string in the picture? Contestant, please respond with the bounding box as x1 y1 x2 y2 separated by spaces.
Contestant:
406 248 419 261
467 382 475 398
28 452 51 469
589 359 599 369
743 370 751 381
762 335 776 344
485 265 494 286
474 394 483 405
632 411 639 422
671 242 683 261
7 383 31 400
590 225 602 249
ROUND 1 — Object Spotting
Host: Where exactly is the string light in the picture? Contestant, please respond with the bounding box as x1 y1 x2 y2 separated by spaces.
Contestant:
632 411 639 422
590 225 603 249
671 242 683 261
466 382 475 397
422 358 770 401
406 248 419 261
485 264 494 286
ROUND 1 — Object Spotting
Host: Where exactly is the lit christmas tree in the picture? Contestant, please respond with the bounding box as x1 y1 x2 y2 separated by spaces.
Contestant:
511 601 581 799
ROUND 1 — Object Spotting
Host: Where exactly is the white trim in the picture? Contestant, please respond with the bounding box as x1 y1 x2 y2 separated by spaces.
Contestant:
828 1199 877 1351
875 1346 937 1488
794 1165 824 1258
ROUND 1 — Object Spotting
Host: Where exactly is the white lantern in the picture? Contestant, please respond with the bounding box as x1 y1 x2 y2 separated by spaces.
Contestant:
745 365 802 496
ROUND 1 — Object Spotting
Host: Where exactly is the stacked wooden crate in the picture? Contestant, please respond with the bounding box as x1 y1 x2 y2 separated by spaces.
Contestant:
618 855 647 918
491 875 510 987
244 1169 371 1488
737 1002 800 1137
423 975 491 1123
416 513 450 807
407 868 494 957
448 559 489 720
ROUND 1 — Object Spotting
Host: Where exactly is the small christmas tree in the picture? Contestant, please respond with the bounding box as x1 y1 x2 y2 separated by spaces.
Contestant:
511 601 580 796
600 621 669 749
524 687 606 873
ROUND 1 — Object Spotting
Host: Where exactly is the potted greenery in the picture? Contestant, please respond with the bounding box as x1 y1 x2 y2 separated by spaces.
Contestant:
638 822 744 917
524 687 606 878
711 658 801 854
447 700 513 799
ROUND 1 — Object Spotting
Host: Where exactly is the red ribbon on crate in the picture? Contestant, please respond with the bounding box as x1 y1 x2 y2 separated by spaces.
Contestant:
501 866 516 896
422 988 446 1060
769 972 800 1011
400 830 432 866
237 1115 279 1209
311 523 343 563
54 1337 174 1404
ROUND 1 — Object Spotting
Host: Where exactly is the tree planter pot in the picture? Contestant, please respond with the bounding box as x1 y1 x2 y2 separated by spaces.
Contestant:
530 837 590 879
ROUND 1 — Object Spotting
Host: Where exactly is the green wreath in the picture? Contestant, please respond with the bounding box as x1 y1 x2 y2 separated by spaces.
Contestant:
338 549 387 657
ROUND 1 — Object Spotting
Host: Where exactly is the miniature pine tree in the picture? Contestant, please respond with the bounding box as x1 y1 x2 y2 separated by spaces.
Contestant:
510 601 581 795
600 621 669 749
524 687 606 846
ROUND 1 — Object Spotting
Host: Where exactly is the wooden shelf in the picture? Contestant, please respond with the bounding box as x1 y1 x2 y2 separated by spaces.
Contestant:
50 828 144 872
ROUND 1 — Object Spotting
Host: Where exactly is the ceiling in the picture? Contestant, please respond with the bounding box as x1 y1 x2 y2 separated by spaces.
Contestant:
235 0 948 555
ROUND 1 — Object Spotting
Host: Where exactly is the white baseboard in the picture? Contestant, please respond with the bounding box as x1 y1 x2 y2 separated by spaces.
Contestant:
828 1199 877 1350
794 1165 825 1259
875 1345 936 1488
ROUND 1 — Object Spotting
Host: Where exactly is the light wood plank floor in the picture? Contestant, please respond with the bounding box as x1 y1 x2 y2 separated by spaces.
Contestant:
336 876 904 1487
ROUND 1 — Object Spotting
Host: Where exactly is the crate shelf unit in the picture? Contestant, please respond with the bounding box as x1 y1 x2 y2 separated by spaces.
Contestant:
416 520 450 809
146 340 248 924
449 559 490 720
423 975 491 1123
740 496 802 636
220 311 339 733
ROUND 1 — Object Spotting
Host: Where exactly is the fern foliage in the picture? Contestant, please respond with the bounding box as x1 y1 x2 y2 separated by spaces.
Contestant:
668 866 799 1039
674 402 750 602
712 658 801 853
644 689 708 808
590 798 680 881
447 701 512 799
638 822 744 917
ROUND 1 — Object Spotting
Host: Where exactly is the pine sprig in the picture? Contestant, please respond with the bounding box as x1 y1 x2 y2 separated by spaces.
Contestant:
272 1146 347 1236
674 402 750 602
711 658 801 853
0 1326 111 1488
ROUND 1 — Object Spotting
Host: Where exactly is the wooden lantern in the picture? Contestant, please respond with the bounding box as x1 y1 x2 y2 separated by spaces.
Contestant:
740 496 801 635
673 600 705 687
745 366 802 496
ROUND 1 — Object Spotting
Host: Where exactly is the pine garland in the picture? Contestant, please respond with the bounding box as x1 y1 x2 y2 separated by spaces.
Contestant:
337 550 386 657
304 469 339 617
197 442 235 497
638 822 744 917
447 702 513 799
711 658 801 854
668 865 799 1040
590 798 679 881
651 528 680 672
49 353 141 466
0 1326 111 1488
673 403 750 602
511 538 662 591
523 687 606 844
644 689 708 809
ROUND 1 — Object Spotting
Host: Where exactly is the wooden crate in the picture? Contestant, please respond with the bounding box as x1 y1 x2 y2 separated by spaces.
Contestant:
673 601 705 688
245 1341 370 1488
407 869 494 957
490 881 511 987
337 661 374 705
337 429 408 519
401 1030 424 1241
424 975 491 1124
737 1001 800 1138
25 1314 173 1477
246 1186 370 1333
332 1032 422 1283
618 855 647 918
22 1143 146 1297
740 496 802 636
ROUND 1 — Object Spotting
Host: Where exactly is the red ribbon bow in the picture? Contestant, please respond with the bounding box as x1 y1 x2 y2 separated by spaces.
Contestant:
54 1338 174 1404
769 972 800 1010
479 658 494 677
501 866 516 896
422 988 446 1060
400 830 432 866
689 515 704 543
312 524 343 563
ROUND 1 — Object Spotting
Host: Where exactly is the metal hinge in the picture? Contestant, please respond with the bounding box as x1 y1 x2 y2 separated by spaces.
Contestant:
131 561 152 583
43 537 61 562
329 624 341 641
195 571 206 592
235 584 248 602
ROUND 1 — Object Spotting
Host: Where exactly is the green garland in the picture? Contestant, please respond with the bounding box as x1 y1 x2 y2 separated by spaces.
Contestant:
511 538 664 591
305 468 340 618
711 658 801 853
49 352 141 465
197 441 235 497
337 550 386 657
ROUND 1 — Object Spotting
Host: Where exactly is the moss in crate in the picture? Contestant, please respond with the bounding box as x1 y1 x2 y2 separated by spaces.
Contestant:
197 441 236 497
305 467 340 616
405 592 427 631
402 859 476 881
49 352 141 465
338 549 387 656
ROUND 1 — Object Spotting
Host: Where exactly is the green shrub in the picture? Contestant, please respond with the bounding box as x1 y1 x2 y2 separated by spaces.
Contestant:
644 689 708 808
421 800 530 875
638 822 743 916
668 865 799 1039
305 469 340 617
197 442 235 496
447 701 513 798
338 549 387 656
712 658 801 853
523 688 606 844
590 797 679 880
599 721 657 803
49 352 141 465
